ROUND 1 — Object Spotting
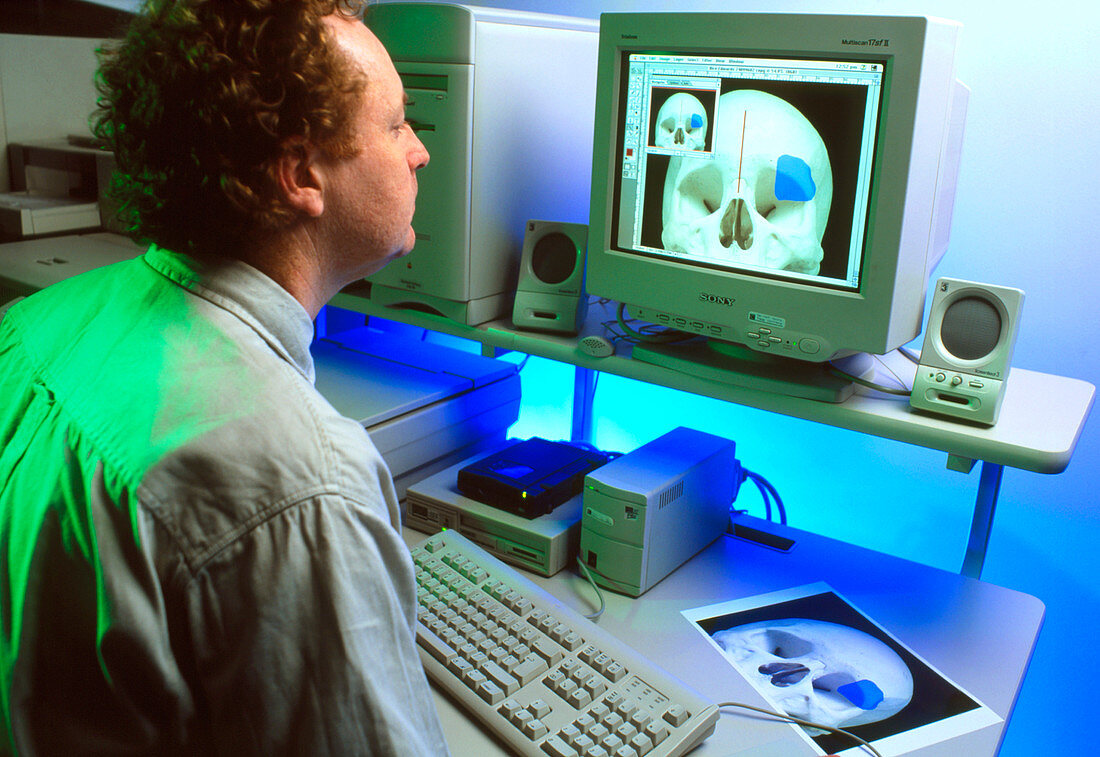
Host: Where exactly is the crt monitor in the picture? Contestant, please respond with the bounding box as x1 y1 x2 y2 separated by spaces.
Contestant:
585 13 968 401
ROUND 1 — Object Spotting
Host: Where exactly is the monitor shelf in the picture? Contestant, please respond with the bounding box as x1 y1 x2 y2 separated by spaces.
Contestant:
331 294 1094 476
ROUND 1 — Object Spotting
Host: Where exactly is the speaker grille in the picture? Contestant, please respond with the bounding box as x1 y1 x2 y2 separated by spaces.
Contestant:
531 232 578 284
941 296 1001 360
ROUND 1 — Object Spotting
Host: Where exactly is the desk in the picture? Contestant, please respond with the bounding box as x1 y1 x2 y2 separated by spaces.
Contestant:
340 293 1095 578
406 515 1043 756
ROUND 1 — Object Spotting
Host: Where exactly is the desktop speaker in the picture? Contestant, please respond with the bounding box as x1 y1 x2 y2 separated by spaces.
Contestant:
511 220 588 334
909 277 1024 426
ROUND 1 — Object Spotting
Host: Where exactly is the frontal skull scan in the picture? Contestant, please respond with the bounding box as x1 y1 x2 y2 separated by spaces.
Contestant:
713 618 913 731
661 90 832 274
655 92 708 150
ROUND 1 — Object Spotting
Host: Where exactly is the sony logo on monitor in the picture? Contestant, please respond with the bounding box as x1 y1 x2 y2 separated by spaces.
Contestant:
700 293 736 307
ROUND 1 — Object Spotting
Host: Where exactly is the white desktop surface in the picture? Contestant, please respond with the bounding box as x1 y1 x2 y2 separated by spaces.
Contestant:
405 517 1043 756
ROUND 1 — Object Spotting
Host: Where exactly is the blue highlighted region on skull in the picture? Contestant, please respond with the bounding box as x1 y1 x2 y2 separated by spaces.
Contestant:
690 113 704 129
838 679 886 711
775 154 817 202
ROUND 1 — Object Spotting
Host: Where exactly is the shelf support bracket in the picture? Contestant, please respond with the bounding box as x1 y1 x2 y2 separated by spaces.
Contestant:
961 461 1004 579
571 366 597 444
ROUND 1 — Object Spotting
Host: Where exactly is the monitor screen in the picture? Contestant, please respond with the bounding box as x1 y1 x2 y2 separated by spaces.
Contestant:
612 51 885 292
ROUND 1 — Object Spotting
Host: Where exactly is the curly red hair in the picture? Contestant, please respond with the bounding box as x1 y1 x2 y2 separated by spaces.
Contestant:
93 0 369 254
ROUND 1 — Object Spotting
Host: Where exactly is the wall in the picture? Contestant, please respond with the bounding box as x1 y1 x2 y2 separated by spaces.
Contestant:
0 33 104 192
380 1 1097 754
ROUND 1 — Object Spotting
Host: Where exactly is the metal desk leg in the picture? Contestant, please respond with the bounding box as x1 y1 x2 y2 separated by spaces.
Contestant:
961 461 1004 579
571 366 597 444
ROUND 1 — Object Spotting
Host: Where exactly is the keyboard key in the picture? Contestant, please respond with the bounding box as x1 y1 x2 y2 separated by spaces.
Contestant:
513 655 549 686
561 631 584 651
643 721 669 745
464 669 488 690
417 623 458 664
614 722 637 743
587 722 610 743
482 660 519 695
498 699 522 720
530 636 564 666
662 704 689 727
528 698 552 720
629 732 653 755
523 718 550 741
476 680 504 704
573 734 596 753
574 713 596 732
566 687 592 709
603 662 627 682
542 735 577 757
600 734 624 754
559 724 582 744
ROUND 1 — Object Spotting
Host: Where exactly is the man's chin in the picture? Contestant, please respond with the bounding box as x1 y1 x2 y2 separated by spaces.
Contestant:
400 227 419 256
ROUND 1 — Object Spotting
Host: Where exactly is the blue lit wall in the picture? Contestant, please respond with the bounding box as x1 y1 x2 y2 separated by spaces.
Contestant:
388 0 1099 754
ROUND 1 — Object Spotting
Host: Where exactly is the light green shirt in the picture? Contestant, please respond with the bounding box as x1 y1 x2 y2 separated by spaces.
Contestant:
0 245 448 755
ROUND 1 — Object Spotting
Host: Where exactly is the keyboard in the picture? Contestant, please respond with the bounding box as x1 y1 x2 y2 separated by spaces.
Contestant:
412 530 719 757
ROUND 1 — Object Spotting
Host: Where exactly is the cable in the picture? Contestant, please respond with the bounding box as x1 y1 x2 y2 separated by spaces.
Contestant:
717 701 884 757
745 470 771 522
744 469 786 525
828 364 913 397
576 558 607 621
870 354 910 393
615 303 696 344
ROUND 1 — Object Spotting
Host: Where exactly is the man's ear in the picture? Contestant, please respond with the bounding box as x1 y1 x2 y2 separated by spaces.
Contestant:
276 141 325 218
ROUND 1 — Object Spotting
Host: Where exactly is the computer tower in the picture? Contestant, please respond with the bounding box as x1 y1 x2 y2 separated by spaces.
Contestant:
358 3 598 325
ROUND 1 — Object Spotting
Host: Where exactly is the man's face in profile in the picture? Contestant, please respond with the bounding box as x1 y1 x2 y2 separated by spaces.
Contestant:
320 15 430 281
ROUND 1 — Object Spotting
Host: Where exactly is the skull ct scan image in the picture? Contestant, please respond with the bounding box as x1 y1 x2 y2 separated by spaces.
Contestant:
659 90 833 276
653 91 711 151
712 618 914 734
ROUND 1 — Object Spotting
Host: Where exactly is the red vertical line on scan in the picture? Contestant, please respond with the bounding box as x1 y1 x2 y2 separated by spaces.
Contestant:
737 110 747 189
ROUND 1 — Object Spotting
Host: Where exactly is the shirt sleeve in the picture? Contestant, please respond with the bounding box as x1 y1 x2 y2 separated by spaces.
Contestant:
182 490 449 756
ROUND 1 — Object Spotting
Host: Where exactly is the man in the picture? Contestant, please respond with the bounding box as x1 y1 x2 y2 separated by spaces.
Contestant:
0 0 447 753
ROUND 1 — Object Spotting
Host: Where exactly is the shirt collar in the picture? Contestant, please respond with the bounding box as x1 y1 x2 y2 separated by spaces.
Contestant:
143 244 316 383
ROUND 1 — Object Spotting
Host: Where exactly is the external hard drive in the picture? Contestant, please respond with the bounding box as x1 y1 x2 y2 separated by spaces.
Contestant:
457 438 610 518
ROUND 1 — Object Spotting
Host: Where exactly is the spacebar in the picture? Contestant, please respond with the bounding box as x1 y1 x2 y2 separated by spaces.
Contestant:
417 623 458 664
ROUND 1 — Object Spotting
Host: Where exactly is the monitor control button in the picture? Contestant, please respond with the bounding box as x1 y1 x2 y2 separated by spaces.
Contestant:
798 338 820 355
935 372 947 382
950 375 963 387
